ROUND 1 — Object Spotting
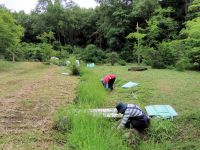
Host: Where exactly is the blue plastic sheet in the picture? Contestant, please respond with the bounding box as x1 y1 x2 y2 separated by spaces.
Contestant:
121 81 139 88
145 105 178 119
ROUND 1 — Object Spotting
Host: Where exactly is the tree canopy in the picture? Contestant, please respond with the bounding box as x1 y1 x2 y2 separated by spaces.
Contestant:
1 0 199 70
0 7 24 54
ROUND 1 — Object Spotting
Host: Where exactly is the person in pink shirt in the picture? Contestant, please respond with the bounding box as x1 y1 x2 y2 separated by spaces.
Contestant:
101 74 116 91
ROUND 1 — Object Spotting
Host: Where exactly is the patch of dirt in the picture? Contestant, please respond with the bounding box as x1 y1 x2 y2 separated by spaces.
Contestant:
128 67 148 71
0 65 78 148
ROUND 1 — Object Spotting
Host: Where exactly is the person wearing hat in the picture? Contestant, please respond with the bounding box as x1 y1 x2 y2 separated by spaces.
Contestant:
116 102 150 131
101 74 116 91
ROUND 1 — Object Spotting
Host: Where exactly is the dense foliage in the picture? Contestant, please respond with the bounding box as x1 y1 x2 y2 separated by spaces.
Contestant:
0 7 24 60
0 0 199 70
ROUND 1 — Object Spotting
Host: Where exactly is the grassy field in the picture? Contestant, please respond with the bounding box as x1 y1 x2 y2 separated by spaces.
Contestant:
0 61 78 149
62 64 200 150
1 61 200 149
91 65 200 112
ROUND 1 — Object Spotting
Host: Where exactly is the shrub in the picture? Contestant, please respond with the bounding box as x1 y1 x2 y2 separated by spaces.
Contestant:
158 41 182 66
70 63 80 75
175 57 190 71
188 47 200 70
68 57 81 76
64 44 73 54
151 59 166 69
118 59 127 66
52 41 62 51
9 42 56 62
50 57 60 65
81 44 106 64
107 52 119 66
56 49 69 59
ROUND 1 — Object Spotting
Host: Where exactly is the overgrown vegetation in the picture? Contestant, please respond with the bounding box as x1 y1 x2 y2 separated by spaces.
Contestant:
54 68 131 149
0 0 199 71
76 68 106 107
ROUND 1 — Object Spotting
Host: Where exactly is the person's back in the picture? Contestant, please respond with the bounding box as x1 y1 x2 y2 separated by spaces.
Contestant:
116 103 150 131
125 104 144 117
102 74 116 90
103 74 116 84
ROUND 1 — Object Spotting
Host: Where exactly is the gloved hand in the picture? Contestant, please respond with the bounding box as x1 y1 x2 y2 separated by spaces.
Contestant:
105 84 109 89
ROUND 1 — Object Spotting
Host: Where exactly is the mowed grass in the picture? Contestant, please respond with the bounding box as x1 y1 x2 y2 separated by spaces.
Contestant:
0 60 78 149
89 65 200 149
91 65 200 113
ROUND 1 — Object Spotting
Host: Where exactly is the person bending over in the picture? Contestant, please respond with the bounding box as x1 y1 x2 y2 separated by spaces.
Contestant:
101 74 116 91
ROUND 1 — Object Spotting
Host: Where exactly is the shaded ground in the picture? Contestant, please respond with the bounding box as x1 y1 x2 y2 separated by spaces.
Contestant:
0 62 78 149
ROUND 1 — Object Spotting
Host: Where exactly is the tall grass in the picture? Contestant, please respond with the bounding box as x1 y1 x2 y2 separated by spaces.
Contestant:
76 68 107 107
65 107 130 150
54 67 131 150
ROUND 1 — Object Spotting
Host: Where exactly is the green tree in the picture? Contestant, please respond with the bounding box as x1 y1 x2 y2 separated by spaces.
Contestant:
180 17 200 70
132 0 160 21
36 31 55 44
81 44 106 63
95 0 132 50
146 7 178 47
186 0 200 20
0 8 24 60
126 23 146 64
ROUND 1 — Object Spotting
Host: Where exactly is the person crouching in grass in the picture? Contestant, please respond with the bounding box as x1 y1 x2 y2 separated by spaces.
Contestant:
116 102 150 132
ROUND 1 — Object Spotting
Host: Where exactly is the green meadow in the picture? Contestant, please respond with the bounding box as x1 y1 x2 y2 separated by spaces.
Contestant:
58 65 200 150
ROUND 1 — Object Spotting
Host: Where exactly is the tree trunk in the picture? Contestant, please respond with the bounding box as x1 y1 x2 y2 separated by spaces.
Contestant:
12 52 15 62
138 54 140 64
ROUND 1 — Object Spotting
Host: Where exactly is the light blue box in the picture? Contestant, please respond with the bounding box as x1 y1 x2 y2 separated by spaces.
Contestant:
87 63 95 68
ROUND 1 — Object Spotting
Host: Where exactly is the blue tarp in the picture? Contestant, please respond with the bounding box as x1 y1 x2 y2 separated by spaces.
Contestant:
121 81 139 88
145 105 178 119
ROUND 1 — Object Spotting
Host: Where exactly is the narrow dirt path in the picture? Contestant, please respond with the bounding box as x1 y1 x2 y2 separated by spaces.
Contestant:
0 63 78 149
